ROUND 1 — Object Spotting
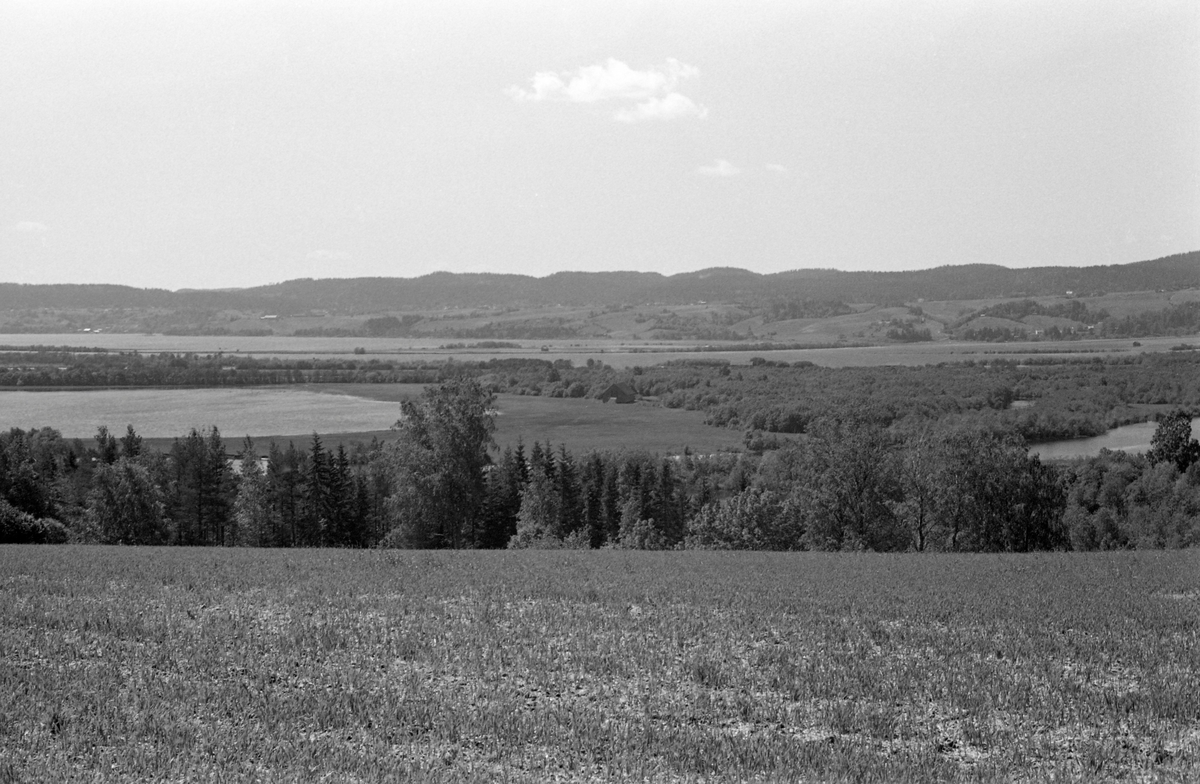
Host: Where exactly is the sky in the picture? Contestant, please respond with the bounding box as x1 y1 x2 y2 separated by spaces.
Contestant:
1 0 1197 291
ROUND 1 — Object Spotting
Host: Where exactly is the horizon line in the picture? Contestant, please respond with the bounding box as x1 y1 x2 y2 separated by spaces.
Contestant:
1 249 1196 294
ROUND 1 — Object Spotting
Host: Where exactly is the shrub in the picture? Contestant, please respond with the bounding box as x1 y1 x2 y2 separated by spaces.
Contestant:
0 498 68 544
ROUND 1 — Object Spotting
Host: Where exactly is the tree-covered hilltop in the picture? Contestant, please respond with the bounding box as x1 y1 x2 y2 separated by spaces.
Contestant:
3 381 1199 552
1 251 1197 316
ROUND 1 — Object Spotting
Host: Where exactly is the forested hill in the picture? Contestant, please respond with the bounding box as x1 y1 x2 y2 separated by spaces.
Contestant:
2 251 1197 314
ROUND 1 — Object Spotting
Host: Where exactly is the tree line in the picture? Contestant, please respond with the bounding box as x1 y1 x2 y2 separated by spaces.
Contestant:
4 350 1199 446
3 380 1198 551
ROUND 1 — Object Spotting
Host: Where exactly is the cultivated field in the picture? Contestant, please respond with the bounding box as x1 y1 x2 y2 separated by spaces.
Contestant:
313 386 746 455
0 388 401 442
0 386 744 455
1 333 1190 369
2 547 1197 782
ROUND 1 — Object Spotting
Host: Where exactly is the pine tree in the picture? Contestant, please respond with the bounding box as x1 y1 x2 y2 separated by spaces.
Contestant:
94 425 119 465
304 433 331 545
580 452 607 547
600 458 622 545
120 424 143 459
168 427 233 546
554 445 582 537
206 427 234 545
480 445 526 548
268 441 305 547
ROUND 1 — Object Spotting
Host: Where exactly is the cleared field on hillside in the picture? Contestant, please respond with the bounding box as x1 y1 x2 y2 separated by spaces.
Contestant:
0 385 744 455
2 547 1197 782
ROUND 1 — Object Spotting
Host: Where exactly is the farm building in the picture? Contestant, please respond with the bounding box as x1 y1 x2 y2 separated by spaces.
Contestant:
598 382 637 404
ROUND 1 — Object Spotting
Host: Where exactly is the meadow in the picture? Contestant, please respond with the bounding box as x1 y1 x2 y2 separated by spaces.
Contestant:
0 388 402 442
313 385 746 455
0 385 745 456
2 546 1197 782
1 332 1186 369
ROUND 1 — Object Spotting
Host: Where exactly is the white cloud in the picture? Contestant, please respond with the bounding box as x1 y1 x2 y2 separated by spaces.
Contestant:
10 221 47 234
506 71 568 103
614 92 707 123
697 159 742 177
508 58 706 123
765 163 788 174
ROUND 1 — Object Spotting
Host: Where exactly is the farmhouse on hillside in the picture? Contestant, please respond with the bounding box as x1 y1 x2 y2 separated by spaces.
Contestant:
598 382 637 404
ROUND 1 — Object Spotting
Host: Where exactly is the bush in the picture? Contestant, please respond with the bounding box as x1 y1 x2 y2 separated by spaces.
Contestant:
685 488 803 550
0 498 68 544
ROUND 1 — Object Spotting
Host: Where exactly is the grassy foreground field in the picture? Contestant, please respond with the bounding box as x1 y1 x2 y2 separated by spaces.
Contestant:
2 548 1198 783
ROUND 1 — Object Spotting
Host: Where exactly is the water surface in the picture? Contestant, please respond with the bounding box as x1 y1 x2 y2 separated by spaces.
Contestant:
1031 419 1199 460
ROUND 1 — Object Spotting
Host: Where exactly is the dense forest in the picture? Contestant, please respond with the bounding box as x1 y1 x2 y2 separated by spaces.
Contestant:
3 380 1199 552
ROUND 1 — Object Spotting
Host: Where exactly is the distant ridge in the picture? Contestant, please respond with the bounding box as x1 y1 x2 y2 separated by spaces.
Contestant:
1 251 1196 314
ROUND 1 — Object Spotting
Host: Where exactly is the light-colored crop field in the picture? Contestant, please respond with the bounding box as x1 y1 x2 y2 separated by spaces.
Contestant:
0 386 744 455
0 388 402 441
2 547 1197 782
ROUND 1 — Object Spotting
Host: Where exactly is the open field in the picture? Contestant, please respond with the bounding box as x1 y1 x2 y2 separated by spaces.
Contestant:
0 388 402 442
312 386 746 455
0 385 744 456
1 333 1191 369
2 547 1197 782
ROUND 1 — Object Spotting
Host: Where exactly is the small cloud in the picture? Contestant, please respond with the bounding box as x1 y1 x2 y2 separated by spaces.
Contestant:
306 249 350 262
508 58 706 123
10 221 47 234
697 159 742 177
614 92 707 123
765 164 788 174
506 71 569 103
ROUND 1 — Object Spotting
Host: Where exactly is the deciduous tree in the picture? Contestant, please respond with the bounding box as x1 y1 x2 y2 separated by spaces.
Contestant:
384 378 496 548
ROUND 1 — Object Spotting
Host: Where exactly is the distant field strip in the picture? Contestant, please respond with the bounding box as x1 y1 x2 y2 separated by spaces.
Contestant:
0 386 744 453
0 388 401 439
0 333 1183 368
1 548 1197 782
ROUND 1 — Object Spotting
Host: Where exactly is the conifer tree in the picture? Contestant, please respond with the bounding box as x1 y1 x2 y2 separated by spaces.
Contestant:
554 445 582 537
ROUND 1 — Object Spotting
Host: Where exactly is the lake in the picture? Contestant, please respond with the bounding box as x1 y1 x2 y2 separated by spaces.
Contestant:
1030 418 1200 460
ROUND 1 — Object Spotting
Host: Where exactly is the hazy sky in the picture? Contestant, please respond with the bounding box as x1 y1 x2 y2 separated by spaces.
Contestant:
2 0 1197 290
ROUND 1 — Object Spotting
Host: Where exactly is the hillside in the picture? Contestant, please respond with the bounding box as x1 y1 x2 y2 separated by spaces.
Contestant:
0 251 1197 340
227 251 1200 311
0 252 1196 315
